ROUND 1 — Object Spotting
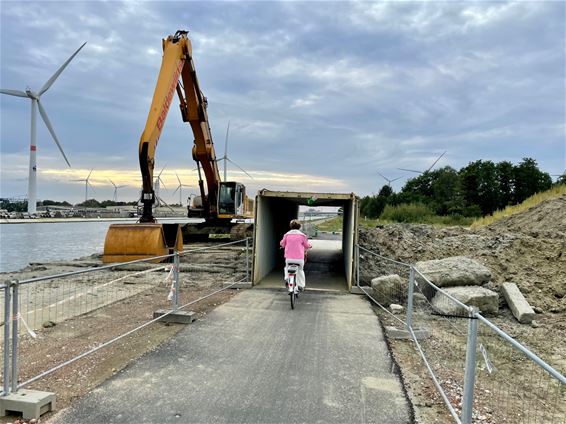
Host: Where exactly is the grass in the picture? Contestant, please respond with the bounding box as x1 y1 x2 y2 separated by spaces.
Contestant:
314 216 343 233
471 184 566 228
359 215 473 227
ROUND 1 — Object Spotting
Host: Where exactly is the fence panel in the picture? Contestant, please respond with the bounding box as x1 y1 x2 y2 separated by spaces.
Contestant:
473 317 566 423
2 239 250 404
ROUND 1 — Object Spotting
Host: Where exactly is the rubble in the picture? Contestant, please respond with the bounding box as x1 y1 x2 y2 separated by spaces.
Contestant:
431 286 499 315
415 256 491 287
501 282 536 324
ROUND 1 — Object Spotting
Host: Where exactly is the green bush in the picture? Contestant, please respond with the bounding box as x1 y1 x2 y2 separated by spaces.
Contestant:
380 203 433 223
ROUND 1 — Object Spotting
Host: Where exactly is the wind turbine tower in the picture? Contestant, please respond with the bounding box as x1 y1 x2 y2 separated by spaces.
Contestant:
109 179 126 202
0 42 86 214
173 173 191 206
73 169 95 202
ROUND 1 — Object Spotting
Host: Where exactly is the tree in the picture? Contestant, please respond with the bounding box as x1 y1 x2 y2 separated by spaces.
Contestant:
496 161 514 209
513 158 552 203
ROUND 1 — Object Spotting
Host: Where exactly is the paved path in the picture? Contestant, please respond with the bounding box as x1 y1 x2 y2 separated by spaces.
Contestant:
52 290 411 424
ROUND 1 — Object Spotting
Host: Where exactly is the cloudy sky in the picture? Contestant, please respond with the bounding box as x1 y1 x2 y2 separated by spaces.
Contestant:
1 1 564 204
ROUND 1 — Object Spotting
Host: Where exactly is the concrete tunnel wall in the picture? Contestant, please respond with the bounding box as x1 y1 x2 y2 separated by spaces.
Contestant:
252 191 358 289
252 196 299 283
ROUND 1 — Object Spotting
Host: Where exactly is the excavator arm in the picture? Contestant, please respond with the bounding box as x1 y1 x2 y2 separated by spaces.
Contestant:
139 30 221 222
103 30 252 263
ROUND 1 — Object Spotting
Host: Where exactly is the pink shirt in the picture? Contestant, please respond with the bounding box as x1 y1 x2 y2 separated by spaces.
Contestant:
280 230 312 260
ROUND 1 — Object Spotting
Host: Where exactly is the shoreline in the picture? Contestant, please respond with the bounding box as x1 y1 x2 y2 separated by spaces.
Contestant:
0 216 196 224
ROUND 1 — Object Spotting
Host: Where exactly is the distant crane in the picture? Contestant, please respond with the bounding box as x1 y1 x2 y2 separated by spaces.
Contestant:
109 179 126 202
172 173 191 206
73 169 95 202
377 171 404 188
0 42 86 214
216 121 254 181
398 151 447 175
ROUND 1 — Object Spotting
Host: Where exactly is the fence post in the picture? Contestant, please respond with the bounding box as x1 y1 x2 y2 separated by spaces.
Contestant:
356 244 360 287
461 307 479 424
11 280 19 393
173 251 180 312
406 266 415 330
245 238 250 282
2 283 11 396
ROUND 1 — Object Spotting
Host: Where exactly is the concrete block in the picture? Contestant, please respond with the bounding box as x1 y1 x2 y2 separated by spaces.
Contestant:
502 282 536 324
223 281 253 289
350 286 372 295
389 304 404 314
416 256 491 287
432 286 498 315
371 274 407 305
153 309 196 324
385 326 430 340
0 389 56 419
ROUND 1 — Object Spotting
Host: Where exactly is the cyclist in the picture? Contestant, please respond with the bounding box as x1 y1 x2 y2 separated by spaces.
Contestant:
280 219 312 291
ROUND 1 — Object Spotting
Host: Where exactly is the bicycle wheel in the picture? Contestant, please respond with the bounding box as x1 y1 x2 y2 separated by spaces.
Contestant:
290 275 296 310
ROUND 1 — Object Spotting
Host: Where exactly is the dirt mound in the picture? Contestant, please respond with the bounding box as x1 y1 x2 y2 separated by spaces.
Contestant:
488 195 566 234
359 223 565 313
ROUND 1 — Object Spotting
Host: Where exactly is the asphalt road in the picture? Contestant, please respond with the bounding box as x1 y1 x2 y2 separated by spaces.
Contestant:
51 290 412 424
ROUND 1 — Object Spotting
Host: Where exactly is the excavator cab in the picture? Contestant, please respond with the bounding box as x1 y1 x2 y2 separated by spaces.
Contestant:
218 182 246 217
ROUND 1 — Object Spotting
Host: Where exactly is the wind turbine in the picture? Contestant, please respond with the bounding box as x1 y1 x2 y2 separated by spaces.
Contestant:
73 169 95 202
172 173 191 206
109 179 126 202
377 171 404 188
398 151 447 175
216 121 254 181
154 164 167 200
0 42 86 214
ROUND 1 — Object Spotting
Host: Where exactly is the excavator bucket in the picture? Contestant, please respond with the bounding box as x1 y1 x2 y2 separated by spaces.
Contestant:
102 223 183 263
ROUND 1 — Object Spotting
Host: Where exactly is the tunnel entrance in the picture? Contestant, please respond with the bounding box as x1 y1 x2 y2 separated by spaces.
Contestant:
252 191 359 292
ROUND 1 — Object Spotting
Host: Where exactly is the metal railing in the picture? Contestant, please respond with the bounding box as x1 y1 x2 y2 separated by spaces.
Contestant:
355 244 566 424
1 238 251 400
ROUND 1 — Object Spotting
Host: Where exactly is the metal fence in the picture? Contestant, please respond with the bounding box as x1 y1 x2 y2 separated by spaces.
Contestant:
1 238 251 402
356 244 566 424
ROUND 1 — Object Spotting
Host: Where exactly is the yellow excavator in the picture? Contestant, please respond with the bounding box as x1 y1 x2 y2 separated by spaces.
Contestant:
102 30 252 263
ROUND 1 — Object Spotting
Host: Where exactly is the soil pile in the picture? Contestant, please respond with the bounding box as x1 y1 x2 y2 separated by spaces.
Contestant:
359 196 566 313
487 195 566 235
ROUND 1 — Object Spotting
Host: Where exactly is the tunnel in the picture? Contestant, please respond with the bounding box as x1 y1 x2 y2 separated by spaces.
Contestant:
252 190 359 292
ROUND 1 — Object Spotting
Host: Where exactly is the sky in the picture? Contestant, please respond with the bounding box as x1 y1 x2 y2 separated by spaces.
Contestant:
1 0 564 204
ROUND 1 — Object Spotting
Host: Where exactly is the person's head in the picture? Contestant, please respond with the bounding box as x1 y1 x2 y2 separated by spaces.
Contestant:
290 219 301 230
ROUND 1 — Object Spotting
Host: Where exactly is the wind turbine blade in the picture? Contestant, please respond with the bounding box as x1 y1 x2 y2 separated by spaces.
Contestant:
398 168 423 174
158 164 167 177
158 177 167 190
224 120 230 157
39 42 87 95
376 171 388 182
37 99 71 167
156 196 175 212
109 179 116 188
427 151 447 172
87 168 94 179
175 172 181 185
0 89 28 98
172 186 180 195
226 158 254 180
390 176 404 182
118 185 127 189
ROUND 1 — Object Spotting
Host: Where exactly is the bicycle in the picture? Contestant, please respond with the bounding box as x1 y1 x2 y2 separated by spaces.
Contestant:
286 263 300 310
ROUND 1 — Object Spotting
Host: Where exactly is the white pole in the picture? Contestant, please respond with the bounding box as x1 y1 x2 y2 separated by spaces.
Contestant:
27 99 38 215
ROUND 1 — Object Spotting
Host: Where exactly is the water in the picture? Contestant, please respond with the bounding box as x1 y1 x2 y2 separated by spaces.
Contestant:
0 219 193 273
